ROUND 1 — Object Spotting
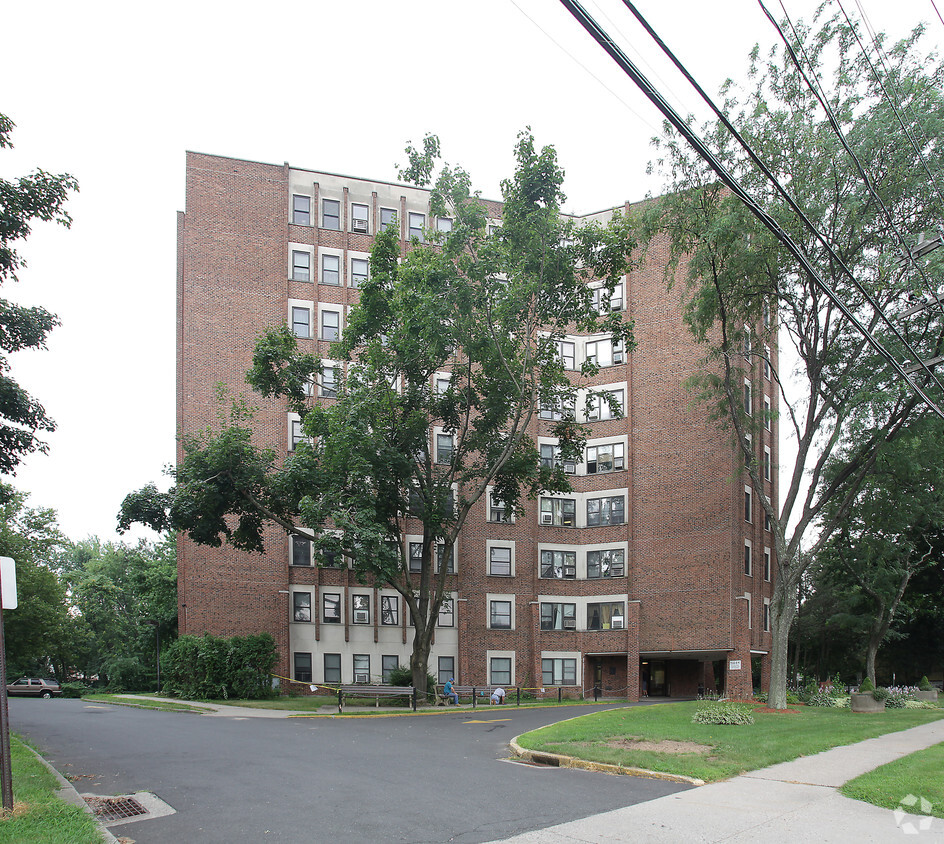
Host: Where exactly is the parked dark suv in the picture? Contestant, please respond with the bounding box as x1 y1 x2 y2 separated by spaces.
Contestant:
6 678 61 698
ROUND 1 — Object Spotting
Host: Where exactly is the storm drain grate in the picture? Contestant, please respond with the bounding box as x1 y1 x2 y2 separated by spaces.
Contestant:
85 795 149 821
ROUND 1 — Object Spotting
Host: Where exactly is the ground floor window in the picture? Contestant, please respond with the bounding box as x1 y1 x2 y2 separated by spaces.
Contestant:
324 653 341 684
382 655 398 683
293 652 312 682
353 654 370 683
490 657 511 686
438 656 455 685
542 658 576 686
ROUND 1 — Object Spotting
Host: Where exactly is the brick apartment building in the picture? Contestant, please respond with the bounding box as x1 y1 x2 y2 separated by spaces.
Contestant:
177 152 777 701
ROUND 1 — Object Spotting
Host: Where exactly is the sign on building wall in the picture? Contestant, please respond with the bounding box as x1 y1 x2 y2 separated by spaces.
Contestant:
728 659 742 671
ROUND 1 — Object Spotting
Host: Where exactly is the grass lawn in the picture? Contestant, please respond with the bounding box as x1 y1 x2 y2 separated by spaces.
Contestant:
83 693 211 713
0 736 103 844
840 742 944 819
516 701 944 783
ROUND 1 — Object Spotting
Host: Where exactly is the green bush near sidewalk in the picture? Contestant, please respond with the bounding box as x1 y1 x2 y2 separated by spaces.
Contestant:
0 736 103 844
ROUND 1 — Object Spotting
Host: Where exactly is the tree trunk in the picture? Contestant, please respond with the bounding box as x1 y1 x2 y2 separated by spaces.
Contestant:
766 572 799 709
409 622 434 703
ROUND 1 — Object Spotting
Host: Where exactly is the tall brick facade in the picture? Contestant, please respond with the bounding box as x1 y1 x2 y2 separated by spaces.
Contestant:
177 152 777 700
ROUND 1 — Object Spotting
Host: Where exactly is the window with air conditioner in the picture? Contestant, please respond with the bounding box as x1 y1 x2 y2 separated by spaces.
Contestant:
587 496 625 526
586 443 624 474
587 601 624 630
587 548 625 578
540 602 576 630
540 549 576 579
353 654 370 682
352 594 370 624
351 203 369 234
539 498 576 527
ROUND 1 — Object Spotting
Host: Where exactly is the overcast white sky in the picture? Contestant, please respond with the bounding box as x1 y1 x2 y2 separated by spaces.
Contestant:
2 0 938 544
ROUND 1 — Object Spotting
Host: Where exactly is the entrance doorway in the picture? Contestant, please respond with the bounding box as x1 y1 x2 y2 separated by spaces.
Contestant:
641 660 668 696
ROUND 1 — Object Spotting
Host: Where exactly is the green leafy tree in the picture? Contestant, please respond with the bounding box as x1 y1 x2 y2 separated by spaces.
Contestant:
0 485 79 679
0 113 78 473
644 15 944 707
120 131 635 692
67 535 177 690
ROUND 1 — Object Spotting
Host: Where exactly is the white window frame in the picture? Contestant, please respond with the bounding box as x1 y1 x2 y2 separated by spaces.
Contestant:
487 651 515 686
408 211 425 241
764 446 771 481
764 546 772 582
350 253 369 288
586 441 625 474
763 597 771 631
289 299 313 339
380 207 398 233
542 654 579 685
288 412 305 451
321 197 341 230
320 251 341 286
487 540 514 577
763 344 771 380
744 539 753 577
320 361 338 398
745 485 753 523
351 202 370 234
292 194 311 226
585 388 624 422
290 245 312 282
352 594 371 625
437 596 455 627
744 379 753 416
292 590 312 623
586 495 625 526
764 396 772 431
487 594 515 630
319 306 341 342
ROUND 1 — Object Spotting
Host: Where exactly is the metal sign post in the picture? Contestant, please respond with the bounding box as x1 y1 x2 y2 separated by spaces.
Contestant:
0 557 17 811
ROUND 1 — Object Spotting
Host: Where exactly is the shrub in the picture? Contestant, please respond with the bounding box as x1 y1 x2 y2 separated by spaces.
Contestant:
786 691 802 705
692 702 755 725
858 677 875 693
871 686 890 702
806 688 838 707
60 682 88 699
161 632 278 700
905 699 937 710
918 676 933 692
386 665 436 701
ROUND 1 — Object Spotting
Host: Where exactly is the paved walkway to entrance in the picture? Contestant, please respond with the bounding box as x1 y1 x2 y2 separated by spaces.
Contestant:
491 718 944 842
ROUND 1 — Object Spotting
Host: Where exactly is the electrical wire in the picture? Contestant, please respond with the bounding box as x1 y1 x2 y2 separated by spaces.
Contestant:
557 0 944 419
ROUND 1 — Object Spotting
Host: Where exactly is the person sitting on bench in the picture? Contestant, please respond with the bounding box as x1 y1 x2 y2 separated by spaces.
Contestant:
444 678 458 706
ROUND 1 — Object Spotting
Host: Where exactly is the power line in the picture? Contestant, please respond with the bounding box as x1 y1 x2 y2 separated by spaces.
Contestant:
557 0 944 420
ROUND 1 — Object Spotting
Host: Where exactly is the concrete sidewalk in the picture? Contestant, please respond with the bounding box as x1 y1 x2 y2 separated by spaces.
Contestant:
493 719 944 842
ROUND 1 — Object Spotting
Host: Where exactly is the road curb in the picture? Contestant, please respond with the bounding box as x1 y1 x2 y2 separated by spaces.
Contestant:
508 736 705 786
25 745 120 844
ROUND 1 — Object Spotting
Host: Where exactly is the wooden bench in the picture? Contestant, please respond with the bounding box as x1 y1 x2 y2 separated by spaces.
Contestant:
336 684 416 712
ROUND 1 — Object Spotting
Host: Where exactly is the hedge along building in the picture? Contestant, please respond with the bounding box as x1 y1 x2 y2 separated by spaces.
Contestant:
176 151 777 701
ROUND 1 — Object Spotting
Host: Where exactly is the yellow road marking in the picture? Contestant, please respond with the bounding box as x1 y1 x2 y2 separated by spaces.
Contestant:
463 718 512 724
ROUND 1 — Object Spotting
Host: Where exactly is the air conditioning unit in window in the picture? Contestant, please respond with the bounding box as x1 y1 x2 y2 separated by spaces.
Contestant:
541 513 553 525
563 460 576 474
354 672 370 684
563 618 577 630
353 610 369 624
611 563 625 577
587 411 599 421
352 219 368 234
611 616 624 630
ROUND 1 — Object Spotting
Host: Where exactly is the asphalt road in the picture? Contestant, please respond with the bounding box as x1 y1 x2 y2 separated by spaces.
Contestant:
9 698 690 843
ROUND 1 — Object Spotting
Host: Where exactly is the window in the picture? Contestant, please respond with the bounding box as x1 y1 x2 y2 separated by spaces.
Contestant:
351 203 369 234
744 433 753 468
586 443 624 474
351 257 368 288
381 595 399 626
592 282 624 312
292 306 311 339
765 512 772 532
291 535 312 566
587 548 625 578
540 497 576 527
293 592 311 623
587 389 623 421
408 212 425 241
324 653 341 684
587 602 624 630
587 496 624 526
353 654 370 683
763 299 772 329
542 658 576 685
540 395 575 421
764 396 772 431
321 310 340 341
290 417 305 451
382 655 399 683
322 548 341 568
409 542 423 573
436 433 454 464
764 547 771 581
292 250 310 281
489 546 512 576
764 345 771 380
540 602 576 630
764 447 771 481
352 594 370 624
323 593 341 624
437 217 453 233
321 365 337 398
490 657 511 686
745 486 752 522
490 600 512 629
322 198 340 230
434 544 454 574
540 444 575 473
743 326 752 360
292 195 311 226
744 540 753 576
585 338 624 367
556 340 575 370
763 598 771 631
438 656 454 685
321 254 340 285
294 652 312 682
540 549 576 579
435 375 451 394
381 207 398 231
489 494 511 523
746 592 753 629
744 379 753 415
438 598 454 627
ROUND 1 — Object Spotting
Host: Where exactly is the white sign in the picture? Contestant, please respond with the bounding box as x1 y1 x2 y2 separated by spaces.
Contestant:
0 557 16 610
728 659 742 671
